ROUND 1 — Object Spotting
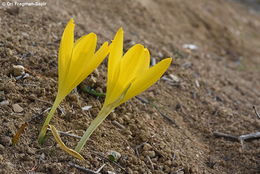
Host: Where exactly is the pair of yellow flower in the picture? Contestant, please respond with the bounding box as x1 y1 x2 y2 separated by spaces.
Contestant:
38 19 172 159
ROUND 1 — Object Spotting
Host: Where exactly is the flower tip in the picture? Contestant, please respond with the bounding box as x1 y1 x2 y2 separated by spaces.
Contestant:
68 18 75 25
116 27 124 36
164 57 173 65
88 32 97 39
103 41 109 47
118 27 124 32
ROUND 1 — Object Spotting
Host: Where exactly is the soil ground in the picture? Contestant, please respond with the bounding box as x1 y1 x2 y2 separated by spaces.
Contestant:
0 0 260 173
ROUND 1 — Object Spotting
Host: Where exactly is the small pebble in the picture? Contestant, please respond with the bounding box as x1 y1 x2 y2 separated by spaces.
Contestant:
158 51 164 58
195 80 200 88
12 65 25 77
107 150 121 162
123 114 130 122
143 143 153 151
82 105 92 111
12 103 24 113
143 150 156 158
151 58 156 66
117 117 124 124
107 172 116 174
27 147 36 155
0 136 12 146
169 74 180 83
0 100 9 106
182 44 198 50
109 112 117 120
0 144 5 151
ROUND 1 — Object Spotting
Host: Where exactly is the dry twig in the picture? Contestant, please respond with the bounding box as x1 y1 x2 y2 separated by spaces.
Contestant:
213 131 260 148
146 156 154 170
68 162 101 174
46 128 82 139
253 106 260 119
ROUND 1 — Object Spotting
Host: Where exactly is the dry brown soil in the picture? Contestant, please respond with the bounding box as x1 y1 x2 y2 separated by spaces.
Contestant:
0 0 260 173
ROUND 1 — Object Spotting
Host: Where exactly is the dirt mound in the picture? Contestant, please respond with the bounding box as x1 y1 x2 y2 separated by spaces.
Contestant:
0 0 259 173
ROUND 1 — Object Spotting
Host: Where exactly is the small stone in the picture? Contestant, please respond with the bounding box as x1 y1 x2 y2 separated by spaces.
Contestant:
12 103 24 112
123 114 130 122
107 150 121 162
142 143 153 151
127 168 133 174
158 51 164 58
7 49 13 56
143 150 156 158
12 65 25 77
195 79 200 88
117 117 124 124
151 58 156 66
109 112 117 120
182 44 198 50
0 144 5 151
82 105 92 111
21 32 29 38
169 74 180 83
0 136 12 146
94 69 100 77
139 130 149 141
90 76 97 84
107 172 116 174
0 100 9 106
27 147 36 155
165 160 172 166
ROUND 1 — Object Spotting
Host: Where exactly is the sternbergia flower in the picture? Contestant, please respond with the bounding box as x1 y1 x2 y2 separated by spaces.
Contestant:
75 28 172 152
38 19 109 143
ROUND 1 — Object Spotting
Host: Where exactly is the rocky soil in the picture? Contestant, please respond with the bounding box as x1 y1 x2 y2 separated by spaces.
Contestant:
0 0 259 173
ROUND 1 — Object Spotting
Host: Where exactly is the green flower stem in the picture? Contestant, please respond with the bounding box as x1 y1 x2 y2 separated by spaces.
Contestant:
75 105 114 152
75 84 131 152
38 97 62 144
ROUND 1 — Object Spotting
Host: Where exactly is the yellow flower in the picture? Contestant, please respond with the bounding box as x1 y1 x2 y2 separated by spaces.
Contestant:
38 19 109 143
75 28 172 152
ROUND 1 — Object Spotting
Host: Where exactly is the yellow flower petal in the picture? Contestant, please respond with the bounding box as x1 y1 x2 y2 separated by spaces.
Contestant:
106 28 123 98
68 41 109 93
106 44 145 105
119 44 144 83
62 33 97 95
136 48 150 74
121 58 172 104
58 19 74 92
